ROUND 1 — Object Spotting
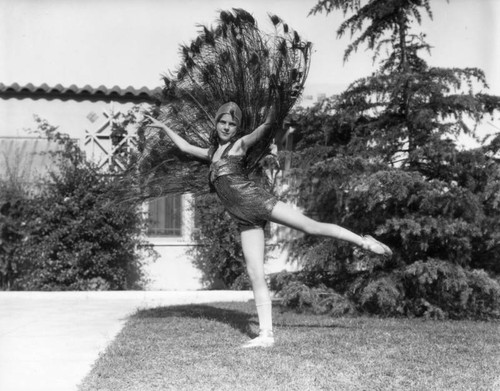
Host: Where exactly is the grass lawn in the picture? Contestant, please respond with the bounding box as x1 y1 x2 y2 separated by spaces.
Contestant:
79 301 500 391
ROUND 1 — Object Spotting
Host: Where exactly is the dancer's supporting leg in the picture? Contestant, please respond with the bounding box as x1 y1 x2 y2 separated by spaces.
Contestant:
240 227 274 348
269 201 392 255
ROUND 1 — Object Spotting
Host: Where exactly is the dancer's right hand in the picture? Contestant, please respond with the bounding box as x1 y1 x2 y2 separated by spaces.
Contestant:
143 114 165 129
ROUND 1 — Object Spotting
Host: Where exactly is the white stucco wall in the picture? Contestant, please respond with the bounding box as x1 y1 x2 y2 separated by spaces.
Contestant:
141 195 203 290
142 237 299 291
143 244 203 290
0 97 133 137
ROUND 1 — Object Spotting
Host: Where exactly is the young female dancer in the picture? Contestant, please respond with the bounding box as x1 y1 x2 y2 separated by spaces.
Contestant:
144 101 392 348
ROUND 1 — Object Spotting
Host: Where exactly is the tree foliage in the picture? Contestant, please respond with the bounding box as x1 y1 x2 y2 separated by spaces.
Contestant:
273 0 500 319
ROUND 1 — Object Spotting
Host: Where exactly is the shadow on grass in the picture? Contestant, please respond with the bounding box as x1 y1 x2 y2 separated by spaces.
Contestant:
134 303 350 338
280 323 350 329
134 304 258 337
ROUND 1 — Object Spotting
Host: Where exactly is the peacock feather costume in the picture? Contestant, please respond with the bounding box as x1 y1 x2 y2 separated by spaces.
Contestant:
134 8 311 198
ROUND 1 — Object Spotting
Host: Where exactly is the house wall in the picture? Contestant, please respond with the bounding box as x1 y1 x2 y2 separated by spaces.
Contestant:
143 194 203 290
1 97 125 138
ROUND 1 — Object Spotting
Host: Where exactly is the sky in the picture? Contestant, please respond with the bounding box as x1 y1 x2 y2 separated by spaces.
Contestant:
1 0 499 99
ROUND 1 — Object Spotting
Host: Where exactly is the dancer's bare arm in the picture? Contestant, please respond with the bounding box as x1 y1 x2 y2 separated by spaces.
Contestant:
237 105 276 153
144 115 210 161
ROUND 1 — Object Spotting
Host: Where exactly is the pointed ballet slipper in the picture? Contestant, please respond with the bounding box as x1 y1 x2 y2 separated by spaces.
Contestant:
241 329 274 348
361 235 393 257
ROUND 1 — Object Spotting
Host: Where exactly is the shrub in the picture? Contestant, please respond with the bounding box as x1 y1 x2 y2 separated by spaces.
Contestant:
403 259 500 320
0 119 154 290
276 278 356 316
358 275 403 316
0 200 29 289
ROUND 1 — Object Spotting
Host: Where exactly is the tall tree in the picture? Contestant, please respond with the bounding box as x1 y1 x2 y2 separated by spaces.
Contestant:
273 0 500 319
310 0 495 169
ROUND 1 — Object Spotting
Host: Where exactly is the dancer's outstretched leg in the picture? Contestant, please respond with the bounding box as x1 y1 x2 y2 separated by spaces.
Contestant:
269 201 392 256
240 227 274 348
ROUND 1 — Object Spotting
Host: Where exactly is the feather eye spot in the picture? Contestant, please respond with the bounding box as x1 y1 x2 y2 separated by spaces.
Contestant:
220 10 230 23
294 31 301 43
232 8 255 26
203 26 215 46
269 14 280 26
249 52 260 67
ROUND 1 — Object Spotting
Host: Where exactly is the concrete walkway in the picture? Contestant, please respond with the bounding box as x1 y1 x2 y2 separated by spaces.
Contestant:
0 290 254 391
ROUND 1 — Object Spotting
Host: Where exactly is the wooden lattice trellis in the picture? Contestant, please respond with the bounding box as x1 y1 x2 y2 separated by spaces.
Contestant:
84 104 138 171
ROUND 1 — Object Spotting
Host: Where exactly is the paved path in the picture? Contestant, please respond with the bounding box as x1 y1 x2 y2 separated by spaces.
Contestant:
0 290 254 391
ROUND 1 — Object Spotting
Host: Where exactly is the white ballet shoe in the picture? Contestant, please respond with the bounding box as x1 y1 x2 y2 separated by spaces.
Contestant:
361 235 393 256
241 329 274 348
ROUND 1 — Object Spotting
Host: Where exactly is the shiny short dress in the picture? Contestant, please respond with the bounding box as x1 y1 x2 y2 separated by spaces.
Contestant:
209 141 278 231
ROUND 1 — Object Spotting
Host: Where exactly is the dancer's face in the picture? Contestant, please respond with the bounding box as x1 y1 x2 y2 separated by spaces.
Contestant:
216 114 238 144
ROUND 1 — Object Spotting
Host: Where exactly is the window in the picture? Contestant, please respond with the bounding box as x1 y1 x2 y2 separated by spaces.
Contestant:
147 195 182 237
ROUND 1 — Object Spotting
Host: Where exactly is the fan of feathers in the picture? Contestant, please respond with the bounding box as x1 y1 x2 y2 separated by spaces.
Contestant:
131 8 311 199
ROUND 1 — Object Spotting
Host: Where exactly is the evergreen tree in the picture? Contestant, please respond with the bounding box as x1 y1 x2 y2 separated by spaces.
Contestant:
273 0 500 319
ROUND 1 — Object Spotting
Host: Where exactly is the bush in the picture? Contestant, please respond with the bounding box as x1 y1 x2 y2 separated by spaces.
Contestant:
402 259 500 320
0 200 29 288
273 259 500 320
0 119 154 290
274 277 356 316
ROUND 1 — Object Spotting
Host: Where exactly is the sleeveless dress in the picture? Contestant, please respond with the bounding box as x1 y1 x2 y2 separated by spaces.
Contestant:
209 141 278 231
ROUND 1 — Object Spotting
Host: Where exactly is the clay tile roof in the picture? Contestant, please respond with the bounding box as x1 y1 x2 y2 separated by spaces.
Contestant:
0 82 162 103
66 84 80 92
95 84 108 93
123 86 136 94
22 82 34 91
110 85 123 94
